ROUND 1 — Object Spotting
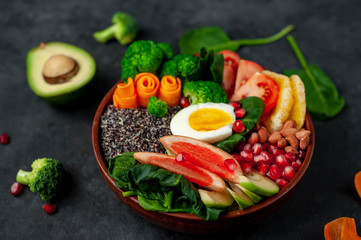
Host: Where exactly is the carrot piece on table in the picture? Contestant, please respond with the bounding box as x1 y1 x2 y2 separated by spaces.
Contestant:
158 75 181 107
324 217 361 240
355 171 361 199
113 78 138 109
134 73 160 108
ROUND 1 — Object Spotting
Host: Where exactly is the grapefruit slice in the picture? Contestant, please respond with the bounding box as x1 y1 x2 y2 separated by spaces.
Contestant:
160 135 243 184
133 152 225 192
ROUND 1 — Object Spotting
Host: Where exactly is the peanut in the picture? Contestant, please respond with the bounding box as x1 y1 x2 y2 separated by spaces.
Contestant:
295 130 311 140
282 120 296 130
281 127 298 137
258 127 270 143
285 146 299 154
248 132 260 145
286 134 299 148
300 135 310 150
277 138 287 148
268 131 282 144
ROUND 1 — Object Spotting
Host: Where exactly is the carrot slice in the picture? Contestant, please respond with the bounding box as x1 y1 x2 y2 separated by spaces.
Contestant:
158 75 181 107
324 217 361 240
113 78 138 109
355 171 361 199
134 73 160 108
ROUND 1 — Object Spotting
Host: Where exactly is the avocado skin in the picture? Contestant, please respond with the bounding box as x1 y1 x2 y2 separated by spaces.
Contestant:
26 42 96 106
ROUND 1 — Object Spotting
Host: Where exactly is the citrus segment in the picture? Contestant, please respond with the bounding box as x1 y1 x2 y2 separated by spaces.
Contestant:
288 75 306 130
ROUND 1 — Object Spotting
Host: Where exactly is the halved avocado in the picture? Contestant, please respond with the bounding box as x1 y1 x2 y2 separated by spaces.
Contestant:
27 42 96 105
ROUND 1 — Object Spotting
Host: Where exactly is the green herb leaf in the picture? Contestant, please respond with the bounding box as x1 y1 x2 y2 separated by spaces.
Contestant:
284 35 345 120
108 152 137 189
179 25 294 54
214 96 265 152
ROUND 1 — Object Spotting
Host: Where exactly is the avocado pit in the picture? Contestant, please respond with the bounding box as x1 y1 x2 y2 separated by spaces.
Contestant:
42 54 79 84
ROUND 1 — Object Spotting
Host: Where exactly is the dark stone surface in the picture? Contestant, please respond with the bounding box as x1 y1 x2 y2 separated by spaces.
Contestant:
1 0 361 239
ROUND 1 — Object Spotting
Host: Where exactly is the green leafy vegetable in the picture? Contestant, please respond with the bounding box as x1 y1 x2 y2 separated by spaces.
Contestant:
108 153 223 220
183 81 229 105
214 97 265 152
93 12 138 45
198 48 224 84
179 25 294 54
283 35 345 120
147 97 168 118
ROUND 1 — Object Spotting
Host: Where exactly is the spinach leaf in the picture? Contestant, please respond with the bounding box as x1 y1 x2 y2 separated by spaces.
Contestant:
214 97 265 152
199 47 224 84
179 25 294 54
283 35 345 120
108 154 223 220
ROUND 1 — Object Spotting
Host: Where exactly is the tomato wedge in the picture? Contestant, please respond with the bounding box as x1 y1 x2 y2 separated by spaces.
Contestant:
230 72 280 115
234 59 264 92
218 50 241 98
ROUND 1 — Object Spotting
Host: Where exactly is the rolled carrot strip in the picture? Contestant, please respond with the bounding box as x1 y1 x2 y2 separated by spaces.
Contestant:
134 73 160 108
158 75 181 107
113 78 138 109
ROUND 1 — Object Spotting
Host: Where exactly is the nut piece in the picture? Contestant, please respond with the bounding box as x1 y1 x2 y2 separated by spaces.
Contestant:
248 132 260 145
258 127 270 143
282 120 296 130
295 130 311 140
277 138 287 148
286 134 299 148
42 54 79 84
300 135 310 150
285 146 298 154
268 131 282 144
281 127 298 137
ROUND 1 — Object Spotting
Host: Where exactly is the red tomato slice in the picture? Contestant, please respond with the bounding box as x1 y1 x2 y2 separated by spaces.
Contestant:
230 72 279 115
234 60 264 92
218 50 241 98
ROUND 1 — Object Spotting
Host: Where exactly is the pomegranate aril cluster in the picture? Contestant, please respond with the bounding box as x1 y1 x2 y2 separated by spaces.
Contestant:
233 124 310 189
229 101 247 133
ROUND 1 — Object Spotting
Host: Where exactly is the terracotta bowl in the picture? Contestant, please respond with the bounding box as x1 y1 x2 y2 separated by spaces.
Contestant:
92 82 315 234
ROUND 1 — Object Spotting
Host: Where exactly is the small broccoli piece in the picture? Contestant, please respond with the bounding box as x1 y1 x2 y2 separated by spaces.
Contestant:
16 158 64 202
147 97 168 118
93 12 138 45
183 81 229 105
157 42 174 60
121 40 172 82
160 54 201 84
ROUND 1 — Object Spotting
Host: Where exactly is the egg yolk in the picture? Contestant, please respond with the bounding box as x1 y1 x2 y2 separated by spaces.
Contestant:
189 108 234 131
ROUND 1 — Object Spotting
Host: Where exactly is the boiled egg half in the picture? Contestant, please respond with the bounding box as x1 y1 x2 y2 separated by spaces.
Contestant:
170 103 235 144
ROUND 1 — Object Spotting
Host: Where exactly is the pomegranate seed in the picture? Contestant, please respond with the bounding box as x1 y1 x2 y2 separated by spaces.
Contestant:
275 155 289 169
283 166 296 181
233 120 245 133
275 178 289 189
262 142 270 151
11 182 23 196
252 143 262 155
240 150 254 162
176 152 189 162
224 159 237 171
272 148 285 157
231 153 242 163
268 164 282 181
236 141 246 152
267 144 278 153
254 154 266 163
43 204 57 214
248 132 260 145
241 162 252 173
298 149 306 159
260 151 274 163
291 159 302 171
243 143 252 152
180 97 190 108
284 152 296 163
235 108 246 118
229 101 241 109
0 134 9 144
259 163 270 176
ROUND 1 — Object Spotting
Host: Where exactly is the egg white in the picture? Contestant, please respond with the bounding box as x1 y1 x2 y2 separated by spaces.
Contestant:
170 103 235 144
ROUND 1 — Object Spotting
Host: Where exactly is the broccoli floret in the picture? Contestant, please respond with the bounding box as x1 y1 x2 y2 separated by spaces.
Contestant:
160 54 201 84
16 158 64 202
121 40 173 82
183 81 229 105
147 97 168 118
157 42 174 60
93 12 138 45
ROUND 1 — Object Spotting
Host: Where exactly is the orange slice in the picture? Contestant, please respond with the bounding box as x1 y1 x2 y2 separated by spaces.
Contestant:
288 75 306 130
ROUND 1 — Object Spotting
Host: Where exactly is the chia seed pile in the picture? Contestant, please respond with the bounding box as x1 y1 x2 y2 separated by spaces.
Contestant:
100 105 181 161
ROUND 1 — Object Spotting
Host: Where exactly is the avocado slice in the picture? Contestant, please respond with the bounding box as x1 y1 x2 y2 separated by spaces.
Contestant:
27 42 96 105
226 187 254 210
198 188 234 208
229 182 262 204
239 170 280 197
